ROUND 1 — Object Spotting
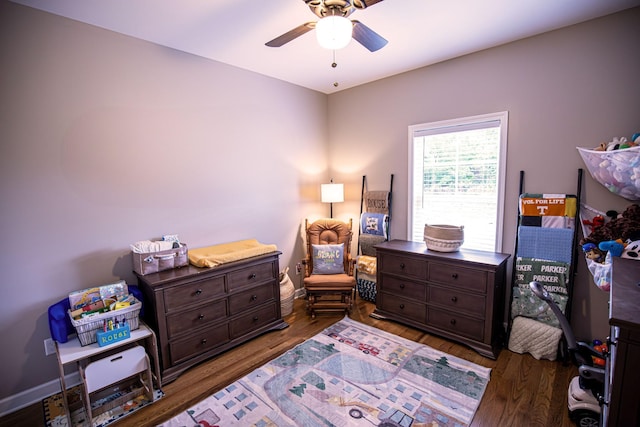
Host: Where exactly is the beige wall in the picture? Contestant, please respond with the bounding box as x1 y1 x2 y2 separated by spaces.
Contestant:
1 0 638 412
0 0 328 406
328 6 639 344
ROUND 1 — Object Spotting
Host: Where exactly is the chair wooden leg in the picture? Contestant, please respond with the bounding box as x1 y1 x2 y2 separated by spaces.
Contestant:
306 294 316 319
305 287 356 318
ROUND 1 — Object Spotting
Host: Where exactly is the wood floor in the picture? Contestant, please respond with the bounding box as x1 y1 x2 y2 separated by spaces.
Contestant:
1 298 578 427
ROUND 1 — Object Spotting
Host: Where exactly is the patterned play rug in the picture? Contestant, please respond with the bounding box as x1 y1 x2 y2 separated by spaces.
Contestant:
43 383 163 427
160 317 491 427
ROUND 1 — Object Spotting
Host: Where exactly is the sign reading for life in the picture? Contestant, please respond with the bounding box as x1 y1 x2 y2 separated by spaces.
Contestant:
519 195 576 217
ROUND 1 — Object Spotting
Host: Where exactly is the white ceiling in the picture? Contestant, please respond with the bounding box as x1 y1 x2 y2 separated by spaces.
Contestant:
11 0 640 94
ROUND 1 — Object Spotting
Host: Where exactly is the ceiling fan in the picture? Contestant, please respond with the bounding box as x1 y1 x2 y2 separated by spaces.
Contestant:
266 0 388 52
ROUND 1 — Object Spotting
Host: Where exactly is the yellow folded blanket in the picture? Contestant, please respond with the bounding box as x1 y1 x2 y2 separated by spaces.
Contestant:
357 255 377 275
188 239 278 268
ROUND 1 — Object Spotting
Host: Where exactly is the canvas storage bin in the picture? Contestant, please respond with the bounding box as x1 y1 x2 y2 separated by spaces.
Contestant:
69 297 141 346
132 243 188 275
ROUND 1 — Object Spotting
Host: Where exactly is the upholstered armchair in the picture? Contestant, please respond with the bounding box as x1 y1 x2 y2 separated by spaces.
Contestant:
302 218 356 319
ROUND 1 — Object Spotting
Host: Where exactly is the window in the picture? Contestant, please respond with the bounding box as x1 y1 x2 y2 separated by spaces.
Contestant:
408 112 508 252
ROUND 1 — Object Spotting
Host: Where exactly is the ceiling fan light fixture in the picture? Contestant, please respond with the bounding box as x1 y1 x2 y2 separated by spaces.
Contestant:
316 15 352 50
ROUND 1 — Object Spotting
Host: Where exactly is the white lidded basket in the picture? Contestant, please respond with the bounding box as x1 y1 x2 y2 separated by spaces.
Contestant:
424 224 464 252
577 146 640 201
279 268 295 317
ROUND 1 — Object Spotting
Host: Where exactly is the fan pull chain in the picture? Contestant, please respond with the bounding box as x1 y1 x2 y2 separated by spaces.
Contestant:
331 50 339 87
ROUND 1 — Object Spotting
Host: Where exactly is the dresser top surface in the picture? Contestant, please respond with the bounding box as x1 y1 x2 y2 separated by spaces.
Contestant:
610 257 640 329
375 240 510 267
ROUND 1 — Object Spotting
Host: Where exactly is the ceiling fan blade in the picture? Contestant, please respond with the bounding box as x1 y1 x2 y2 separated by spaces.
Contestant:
352 20 388 52
352 0 385 9
265 22 316 47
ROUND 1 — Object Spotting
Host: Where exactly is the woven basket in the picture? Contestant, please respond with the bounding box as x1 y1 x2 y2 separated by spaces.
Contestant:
69 298 141 346
279 271 295 316
424 224 464 252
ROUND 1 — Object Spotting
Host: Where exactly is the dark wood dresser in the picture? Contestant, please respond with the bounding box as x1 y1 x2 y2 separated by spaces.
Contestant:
603 257 640 426
371 240 510 359
136 252 288 383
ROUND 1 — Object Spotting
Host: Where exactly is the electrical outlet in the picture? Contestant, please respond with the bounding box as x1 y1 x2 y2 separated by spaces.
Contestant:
295 262 302 275
44 338 56 356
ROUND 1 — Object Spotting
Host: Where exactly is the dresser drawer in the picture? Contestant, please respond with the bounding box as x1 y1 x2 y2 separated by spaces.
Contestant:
428 307 484 341
379 275 426 300
429 286 485 317
170 324 230 365
428 262 487 293
379 253 427 280
163 276 225 312
230 303 278 338
228 262 276 292
379 293 426 324
166 299 227 339
228 284 276 315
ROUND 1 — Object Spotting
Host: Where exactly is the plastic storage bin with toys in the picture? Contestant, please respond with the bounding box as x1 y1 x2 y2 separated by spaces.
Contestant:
67 280 141 346
47 280 143 346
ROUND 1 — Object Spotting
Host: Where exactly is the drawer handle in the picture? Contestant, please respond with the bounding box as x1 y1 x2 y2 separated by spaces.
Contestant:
400 263 405 269
253 316 259 322
201 338 207 345
399 304 405 309
195 289 203 295
251 294 258 301
451 273 458 279
198 314 205 320
451 296 458 302
450 319 456 325
399 283 405 289
249 273 257 280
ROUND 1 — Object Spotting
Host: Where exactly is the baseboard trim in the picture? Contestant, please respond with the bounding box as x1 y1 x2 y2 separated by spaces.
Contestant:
0 372 80 418
294 288 306 299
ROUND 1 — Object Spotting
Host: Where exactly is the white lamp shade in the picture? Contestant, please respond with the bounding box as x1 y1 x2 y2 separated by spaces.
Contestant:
315 16 352 50
321 183 344 203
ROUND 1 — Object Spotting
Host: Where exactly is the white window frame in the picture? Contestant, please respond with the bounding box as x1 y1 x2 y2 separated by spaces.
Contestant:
408 111 509 252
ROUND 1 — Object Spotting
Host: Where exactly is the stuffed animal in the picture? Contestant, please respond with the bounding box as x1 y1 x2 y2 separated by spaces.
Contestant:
582 215 605 234
594 136 638 151
622 239 640 259
581 204 640 255
599 240 625 257
607 137 627 151
582 242 605 263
